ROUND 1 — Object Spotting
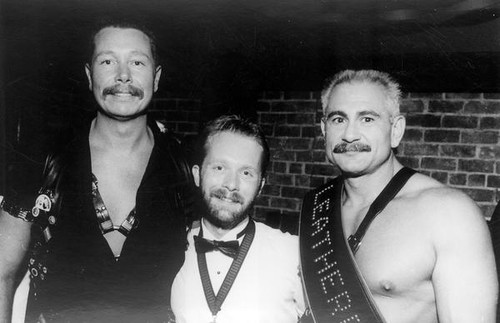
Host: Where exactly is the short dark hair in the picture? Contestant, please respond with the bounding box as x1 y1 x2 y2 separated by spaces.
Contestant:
87 18 159 67
195 115 270 178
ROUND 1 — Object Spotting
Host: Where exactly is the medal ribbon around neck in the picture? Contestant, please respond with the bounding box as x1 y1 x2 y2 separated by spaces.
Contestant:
196 219 255 320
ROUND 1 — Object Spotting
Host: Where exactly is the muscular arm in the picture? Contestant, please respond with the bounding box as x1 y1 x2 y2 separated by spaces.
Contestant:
0 207 31 322
431 190 498 323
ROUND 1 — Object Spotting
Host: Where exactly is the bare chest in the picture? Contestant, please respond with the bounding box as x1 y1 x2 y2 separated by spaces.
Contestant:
91 151 150 223
90 150 150 258
342 203 435 298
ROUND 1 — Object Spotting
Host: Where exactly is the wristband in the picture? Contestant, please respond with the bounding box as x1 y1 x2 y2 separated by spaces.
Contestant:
0 195 34 222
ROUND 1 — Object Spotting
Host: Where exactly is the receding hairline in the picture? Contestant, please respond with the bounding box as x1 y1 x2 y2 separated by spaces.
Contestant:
89 25 159 66
92 27 153 50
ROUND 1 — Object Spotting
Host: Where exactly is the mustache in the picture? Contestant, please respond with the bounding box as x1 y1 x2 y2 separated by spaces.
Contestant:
102 84 144 99
210 188 244 204
333 142 372 153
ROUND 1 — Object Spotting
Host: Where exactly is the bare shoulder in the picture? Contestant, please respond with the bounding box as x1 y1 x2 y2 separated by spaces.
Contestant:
400 172 488 239
403 173 478 211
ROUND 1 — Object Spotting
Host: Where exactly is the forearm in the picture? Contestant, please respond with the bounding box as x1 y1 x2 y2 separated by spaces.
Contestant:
0 275 16 322
0 206 32 322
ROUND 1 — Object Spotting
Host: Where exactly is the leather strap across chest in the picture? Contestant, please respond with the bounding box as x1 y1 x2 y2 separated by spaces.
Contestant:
91 174 138 236
347 167 417 254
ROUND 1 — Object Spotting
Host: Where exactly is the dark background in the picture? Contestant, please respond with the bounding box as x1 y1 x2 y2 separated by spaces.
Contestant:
1 0 500 193
2 0 500 93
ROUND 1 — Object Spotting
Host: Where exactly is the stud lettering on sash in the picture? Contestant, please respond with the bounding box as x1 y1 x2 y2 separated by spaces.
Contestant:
301 181 371 321
312 200 329 222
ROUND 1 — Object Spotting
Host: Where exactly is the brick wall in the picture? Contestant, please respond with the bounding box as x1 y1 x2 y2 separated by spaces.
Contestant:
151 97 202 136
152 92 500 233
255 92 500 232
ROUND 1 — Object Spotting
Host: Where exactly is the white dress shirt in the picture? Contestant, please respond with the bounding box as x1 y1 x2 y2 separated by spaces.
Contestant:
171 218 305 323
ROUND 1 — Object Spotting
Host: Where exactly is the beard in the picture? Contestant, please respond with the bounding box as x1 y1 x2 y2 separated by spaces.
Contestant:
200 187 256 230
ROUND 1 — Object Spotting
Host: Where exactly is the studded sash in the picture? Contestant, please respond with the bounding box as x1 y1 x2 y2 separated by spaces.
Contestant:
300 178 385 323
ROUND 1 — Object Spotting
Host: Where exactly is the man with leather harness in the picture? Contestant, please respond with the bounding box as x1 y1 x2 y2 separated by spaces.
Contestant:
0 20 194 321
299 70 497 322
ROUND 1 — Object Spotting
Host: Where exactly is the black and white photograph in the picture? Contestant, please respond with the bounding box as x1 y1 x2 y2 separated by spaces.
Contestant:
1 1 500 322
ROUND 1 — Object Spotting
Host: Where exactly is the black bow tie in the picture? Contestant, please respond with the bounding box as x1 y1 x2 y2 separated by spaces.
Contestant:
194 235 240 259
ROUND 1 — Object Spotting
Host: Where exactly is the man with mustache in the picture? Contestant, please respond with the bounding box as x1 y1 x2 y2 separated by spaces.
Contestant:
171 115 305 323
0 20 193 321
299 70 497 323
